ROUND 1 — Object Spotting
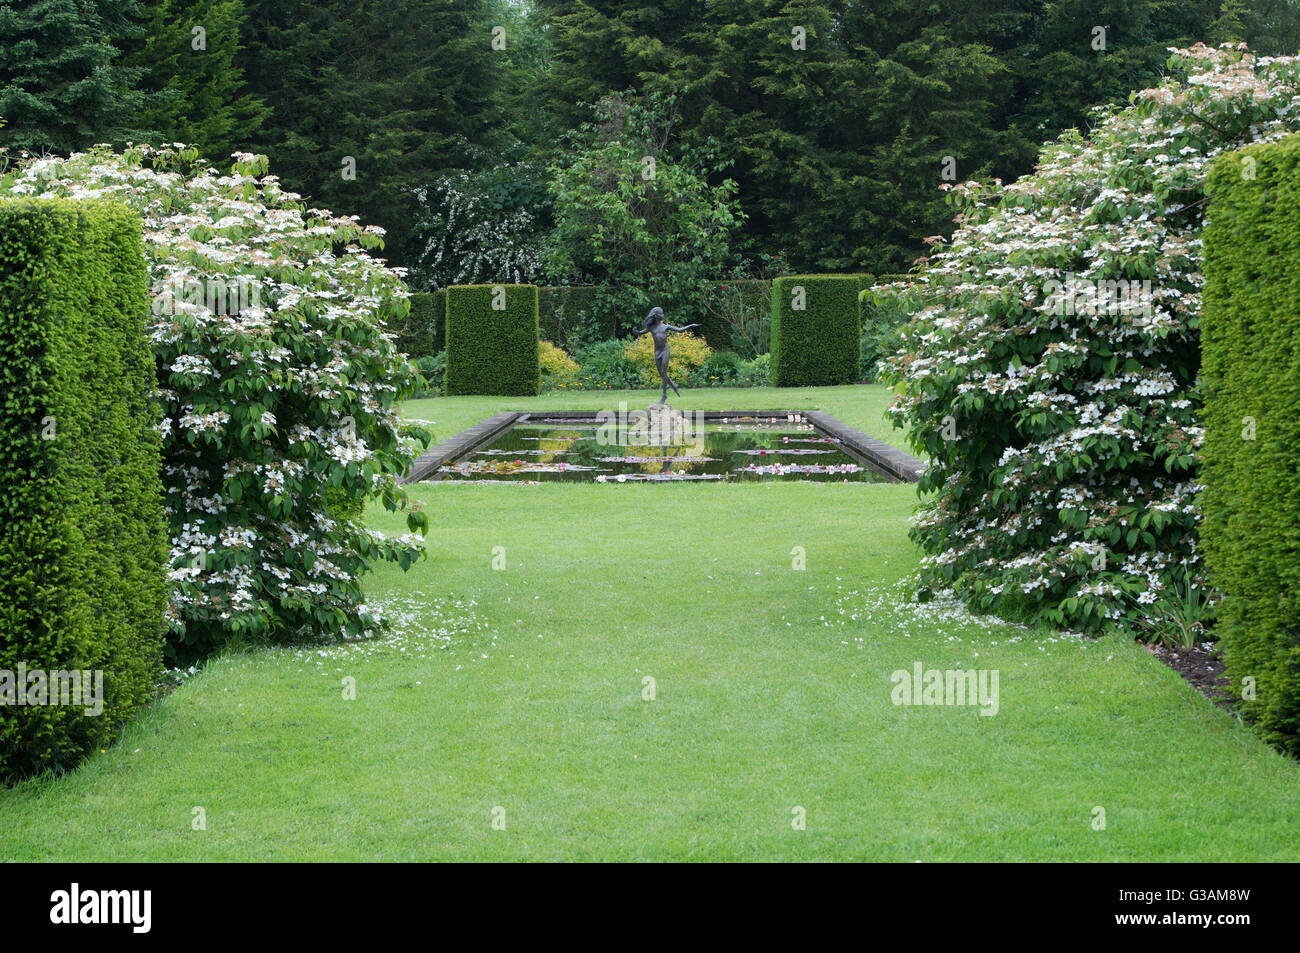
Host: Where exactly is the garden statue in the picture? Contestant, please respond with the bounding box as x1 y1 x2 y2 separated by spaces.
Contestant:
634 306 700 404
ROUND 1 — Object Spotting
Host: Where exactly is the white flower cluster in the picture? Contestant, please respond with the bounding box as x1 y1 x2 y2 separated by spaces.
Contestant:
408 168 547 289
883 45 1300 630
1 145 428 653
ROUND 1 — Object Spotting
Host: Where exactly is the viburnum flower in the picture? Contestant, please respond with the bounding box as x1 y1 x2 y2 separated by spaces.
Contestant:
879 44 1300 632
0 144 432 661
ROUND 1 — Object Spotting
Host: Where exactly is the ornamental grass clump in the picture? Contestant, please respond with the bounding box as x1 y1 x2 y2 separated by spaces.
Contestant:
881 44 1300 634
1 145 430 664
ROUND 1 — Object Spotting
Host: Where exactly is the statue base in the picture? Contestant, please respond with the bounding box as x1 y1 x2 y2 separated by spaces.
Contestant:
645 402 687 444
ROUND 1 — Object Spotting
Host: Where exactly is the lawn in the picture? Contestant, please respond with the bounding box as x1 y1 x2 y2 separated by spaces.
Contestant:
1 384 1297 861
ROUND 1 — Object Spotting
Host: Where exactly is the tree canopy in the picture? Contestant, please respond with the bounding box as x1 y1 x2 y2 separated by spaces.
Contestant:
3 1 1299 276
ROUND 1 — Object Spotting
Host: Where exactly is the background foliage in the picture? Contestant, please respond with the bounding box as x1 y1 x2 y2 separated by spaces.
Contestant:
389 290 446 359
6 1 1299 277
546 92 744 330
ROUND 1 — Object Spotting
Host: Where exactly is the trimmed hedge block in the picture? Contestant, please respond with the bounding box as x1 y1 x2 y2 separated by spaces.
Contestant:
1203 136 1300 755
770 274 861 386
445 284 540 396
0 199 168 783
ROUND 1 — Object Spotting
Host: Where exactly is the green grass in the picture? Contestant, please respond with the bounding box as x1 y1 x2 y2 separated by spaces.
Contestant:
1 384 1297 860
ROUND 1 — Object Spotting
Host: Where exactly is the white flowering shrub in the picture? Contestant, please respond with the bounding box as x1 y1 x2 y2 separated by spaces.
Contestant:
407 167 547 290
1 144 430 663
882 45 1300 633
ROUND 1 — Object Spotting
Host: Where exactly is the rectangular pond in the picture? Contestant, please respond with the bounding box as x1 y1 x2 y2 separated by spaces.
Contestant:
425 411 898 484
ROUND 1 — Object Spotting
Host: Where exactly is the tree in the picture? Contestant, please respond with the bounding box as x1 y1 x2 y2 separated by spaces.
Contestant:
535 0 1300 272
547 92 745 333
238 0 506 265
537 0 1030 272
0 0 146 153
126 0 268 163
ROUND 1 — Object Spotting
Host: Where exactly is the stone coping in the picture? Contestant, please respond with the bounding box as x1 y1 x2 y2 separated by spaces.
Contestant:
402 411 522 483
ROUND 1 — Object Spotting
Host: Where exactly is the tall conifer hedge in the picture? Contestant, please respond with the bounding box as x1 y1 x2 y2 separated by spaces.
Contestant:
0 199 167 783
1203 136 1300 755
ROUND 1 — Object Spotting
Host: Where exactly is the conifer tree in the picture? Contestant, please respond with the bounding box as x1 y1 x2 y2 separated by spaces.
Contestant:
128 0 268 163
0 0 146 153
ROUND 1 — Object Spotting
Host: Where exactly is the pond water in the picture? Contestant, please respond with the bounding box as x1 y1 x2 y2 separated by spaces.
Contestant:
433 418 893 483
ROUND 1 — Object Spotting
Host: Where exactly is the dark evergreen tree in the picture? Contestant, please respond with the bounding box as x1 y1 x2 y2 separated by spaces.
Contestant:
126 0 267 163
535 0 1300 273
0 0 146 153
238 0 505 264
539 0 1017 272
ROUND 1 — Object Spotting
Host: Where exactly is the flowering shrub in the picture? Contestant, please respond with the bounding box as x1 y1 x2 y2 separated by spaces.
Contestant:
623 331 711 389
539 340 579 379
407 166 548 291
859 278 912 383
0 144 430 664
881 45 1300 633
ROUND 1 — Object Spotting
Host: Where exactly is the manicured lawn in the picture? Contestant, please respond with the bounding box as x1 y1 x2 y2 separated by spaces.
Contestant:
1 385 1296 860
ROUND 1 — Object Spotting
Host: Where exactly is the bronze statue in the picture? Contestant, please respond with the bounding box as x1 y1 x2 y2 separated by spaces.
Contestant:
634 307 699 404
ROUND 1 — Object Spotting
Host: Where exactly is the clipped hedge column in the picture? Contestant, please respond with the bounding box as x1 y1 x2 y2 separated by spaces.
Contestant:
0 199 168 783
1203 135 1300 756
445 283 540 396
770 275 860 386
